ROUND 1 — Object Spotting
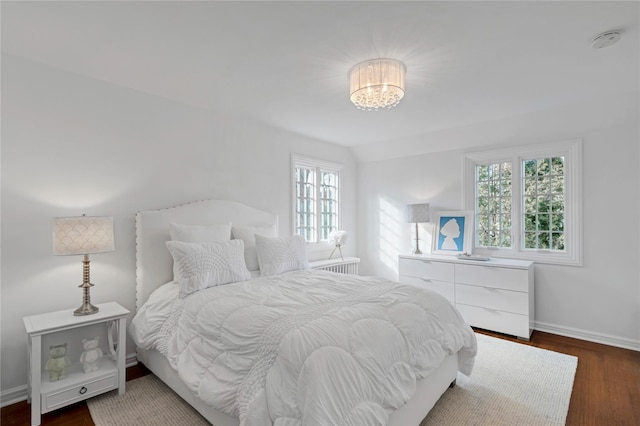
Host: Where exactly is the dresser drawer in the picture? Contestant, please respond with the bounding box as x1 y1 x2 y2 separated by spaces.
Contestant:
456 283 528 315
399 258 454 282
455 263 529 292
42 373 117 413
456 303 531 339
400 276 455 303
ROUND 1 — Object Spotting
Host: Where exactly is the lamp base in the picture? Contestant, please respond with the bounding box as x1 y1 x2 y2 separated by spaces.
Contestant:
328 245 344 261
412 222 422 255
75 255 99 316
74 302 99 316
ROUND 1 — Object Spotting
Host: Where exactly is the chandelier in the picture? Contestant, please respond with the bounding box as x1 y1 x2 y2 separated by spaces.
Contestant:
348 58 406 111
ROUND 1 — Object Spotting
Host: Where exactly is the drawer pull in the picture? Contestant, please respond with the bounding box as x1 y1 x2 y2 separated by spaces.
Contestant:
79 386 87 395
420 277 433 282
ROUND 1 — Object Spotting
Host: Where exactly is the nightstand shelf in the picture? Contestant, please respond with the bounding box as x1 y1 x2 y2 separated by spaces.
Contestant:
23 302 129 426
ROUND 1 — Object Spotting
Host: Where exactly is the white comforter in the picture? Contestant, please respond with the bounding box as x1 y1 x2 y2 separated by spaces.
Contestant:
131 270 476 426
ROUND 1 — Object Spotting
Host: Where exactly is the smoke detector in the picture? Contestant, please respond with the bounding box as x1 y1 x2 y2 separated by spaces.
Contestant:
591 30 622 49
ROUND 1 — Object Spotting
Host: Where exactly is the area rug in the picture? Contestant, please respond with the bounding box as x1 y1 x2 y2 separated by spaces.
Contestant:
421 333 578 425
88 333 577 425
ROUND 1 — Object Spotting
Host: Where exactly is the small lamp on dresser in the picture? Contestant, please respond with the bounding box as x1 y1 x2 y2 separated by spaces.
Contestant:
406 203 430 255
52 215 115 316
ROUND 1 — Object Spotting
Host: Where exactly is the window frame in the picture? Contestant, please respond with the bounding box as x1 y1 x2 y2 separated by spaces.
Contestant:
463 139 583 266
291 154 343 244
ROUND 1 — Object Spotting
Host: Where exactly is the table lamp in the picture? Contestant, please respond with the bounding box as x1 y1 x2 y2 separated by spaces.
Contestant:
406 203 430 254
53 215 115 316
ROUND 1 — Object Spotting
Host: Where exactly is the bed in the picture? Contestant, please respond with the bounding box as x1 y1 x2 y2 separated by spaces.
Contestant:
131 199 476 426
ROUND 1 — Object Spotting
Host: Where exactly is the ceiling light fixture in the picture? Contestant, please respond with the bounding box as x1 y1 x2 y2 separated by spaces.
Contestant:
349 58 406 111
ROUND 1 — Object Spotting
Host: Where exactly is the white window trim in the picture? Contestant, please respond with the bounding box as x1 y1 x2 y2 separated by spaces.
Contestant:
463 139 583 266
291 154 343 246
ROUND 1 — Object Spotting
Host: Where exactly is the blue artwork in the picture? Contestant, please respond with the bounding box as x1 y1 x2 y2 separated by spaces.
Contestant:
437 216 466 251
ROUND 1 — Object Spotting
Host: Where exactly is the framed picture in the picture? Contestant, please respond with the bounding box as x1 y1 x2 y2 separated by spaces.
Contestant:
433 211 473 255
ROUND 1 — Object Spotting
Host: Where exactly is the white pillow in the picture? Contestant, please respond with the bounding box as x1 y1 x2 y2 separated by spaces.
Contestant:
255 234 309 277
169 222 231 243
231 224 278 271
169 223 231 282
165 240 251 297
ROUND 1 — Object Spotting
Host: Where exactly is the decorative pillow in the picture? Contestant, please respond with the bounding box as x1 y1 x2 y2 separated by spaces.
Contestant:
255 234 309 277
165 240 251 297
231 224 278 271
169 223 231 282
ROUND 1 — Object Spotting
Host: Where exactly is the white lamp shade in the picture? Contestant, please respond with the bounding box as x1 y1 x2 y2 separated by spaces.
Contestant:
349 58 406 110
53 216 115 255
407 203 430 223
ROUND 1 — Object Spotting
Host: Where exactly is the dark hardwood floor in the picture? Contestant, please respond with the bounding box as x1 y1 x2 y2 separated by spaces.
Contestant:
2 330 639 425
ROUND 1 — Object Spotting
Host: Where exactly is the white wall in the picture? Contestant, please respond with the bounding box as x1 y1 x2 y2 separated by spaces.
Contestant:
356 94 640 350
0 54 358 396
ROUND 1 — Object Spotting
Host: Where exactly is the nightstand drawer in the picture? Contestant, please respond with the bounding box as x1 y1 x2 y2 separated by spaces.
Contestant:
456 283 528 315
42 372 117 412
399 257 454 281
456 303 530 338
455 263 528 292
400 276 455 303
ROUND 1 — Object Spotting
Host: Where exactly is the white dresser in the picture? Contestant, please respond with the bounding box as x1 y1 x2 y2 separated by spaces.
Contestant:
398 254 534 340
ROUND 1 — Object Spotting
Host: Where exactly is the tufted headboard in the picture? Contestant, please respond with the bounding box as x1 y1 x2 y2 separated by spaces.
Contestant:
135 199 278 309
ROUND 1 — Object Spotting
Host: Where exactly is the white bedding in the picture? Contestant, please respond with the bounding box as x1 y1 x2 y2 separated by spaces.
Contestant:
131 270 476 426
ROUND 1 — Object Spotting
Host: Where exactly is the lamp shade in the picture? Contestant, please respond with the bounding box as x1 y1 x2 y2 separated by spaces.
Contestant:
349 58 406 110
53 216 115 255
406 203 430 224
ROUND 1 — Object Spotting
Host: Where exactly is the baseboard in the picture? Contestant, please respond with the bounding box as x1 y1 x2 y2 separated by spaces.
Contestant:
0 384 28 408
535 321 640 351
1 352 139 408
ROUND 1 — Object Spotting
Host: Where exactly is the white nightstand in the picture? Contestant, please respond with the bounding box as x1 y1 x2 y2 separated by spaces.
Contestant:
23 302 129 426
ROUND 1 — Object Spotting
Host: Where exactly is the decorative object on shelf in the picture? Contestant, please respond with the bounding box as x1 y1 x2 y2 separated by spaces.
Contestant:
328 230 348 260
456 253 490 261
349 58 406 111
45 343 70 382
406 203 430 255
433 211 473 255
53 215 115 316
80 336 104 373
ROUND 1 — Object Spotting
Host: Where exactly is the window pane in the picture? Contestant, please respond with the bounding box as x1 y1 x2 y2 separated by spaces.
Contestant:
295 167 316 242
521 156 565 251
551 233 565 250
320 171 339 241
551 213 564 231
475 161 512 248
551 157 564 175
537 231 550 249
477 165 489 181
537 213 549 231
524 214 536 231
523 160 537 177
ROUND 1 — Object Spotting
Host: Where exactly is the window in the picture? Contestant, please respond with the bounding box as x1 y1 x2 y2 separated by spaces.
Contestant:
292 155 342 243
464 140 582 265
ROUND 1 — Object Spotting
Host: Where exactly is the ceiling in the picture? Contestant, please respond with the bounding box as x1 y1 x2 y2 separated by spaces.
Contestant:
2 1 638 151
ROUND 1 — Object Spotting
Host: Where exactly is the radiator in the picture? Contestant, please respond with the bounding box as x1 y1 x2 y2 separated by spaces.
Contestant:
310 257 360 275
